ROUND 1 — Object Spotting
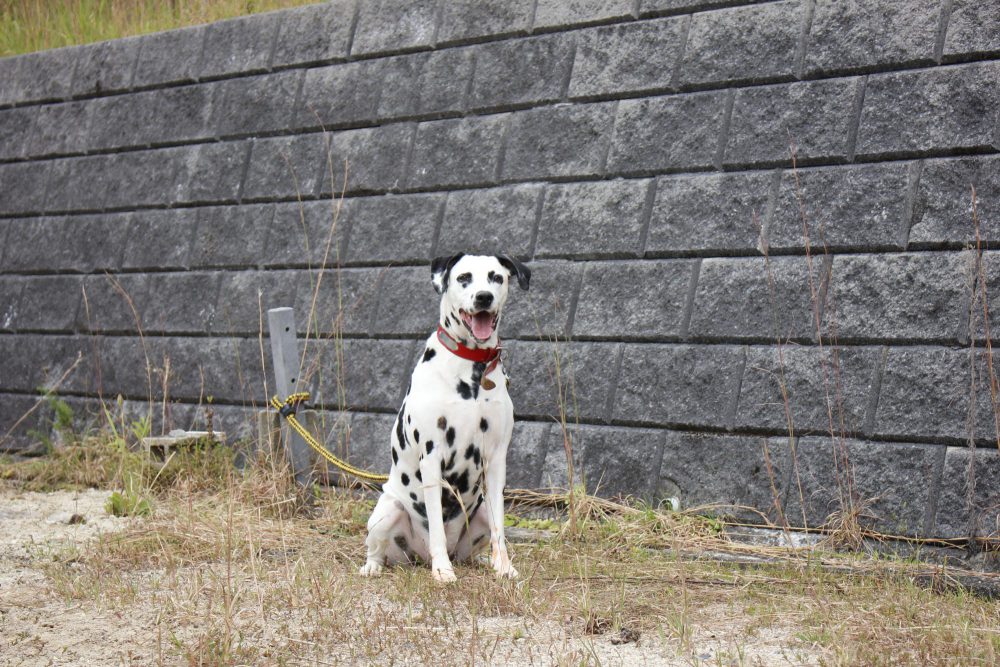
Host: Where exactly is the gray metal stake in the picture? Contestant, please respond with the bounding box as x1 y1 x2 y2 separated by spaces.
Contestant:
267 307 312 486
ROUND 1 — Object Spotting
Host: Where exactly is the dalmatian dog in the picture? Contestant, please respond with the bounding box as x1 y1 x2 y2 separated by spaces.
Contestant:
359 253 530 583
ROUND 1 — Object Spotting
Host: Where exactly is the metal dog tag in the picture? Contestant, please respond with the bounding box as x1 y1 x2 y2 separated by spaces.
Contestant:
481 377 496 390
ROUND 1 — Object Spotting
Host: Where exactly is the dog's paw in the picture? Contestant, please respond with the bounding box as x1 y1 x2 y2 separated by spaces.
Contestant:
432 567 457 584
359 561 384 577
493 560 519 579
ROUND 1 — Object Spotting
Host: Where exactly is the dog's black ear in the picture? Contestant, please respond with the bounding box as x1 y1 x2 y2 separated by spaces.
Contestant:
431 253 465 294
497 254 531 291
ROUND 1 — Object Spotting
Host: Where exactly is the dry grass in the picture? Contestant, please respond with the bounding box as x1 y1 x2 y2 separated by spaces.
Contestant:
0 0 319 56
4 438 997 666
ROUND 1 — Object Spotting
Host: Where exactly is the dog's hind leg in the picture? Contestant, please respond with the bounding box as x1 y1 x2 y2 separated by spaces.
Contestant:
359 494 409 577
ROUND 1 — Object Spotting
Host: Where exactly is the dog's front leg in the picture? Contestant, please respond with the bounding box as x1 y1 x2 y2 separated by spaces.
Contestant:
484 446 518 579
419 457 456 583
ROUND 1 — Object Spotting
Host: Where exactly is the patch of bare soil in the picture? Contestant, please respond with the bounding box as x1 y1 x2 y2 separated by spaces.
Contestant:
0 485 818 666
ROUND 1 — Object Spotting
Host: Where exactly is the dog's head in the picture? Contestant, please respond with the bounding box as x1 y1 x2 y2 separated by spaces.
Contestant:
431 253 530 345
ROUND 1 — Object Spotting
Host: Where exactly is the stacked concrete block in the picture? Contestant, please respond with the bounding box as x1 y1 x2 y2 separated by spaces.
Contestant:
1 0 998 542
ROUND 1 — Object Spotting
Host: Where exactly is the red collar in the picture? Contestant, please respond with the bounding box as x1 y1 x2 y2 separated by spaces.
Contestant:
436 326 500 363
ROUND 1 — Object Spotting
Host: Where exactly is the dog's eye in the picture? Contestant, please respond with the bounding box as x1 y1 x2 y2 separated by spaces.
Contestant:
487 270 504 285
456 273 472 287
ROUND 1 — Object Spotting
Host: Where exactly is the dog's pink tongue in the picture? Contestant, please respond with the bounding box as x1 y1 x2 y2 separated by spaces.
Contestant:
471 312 494 340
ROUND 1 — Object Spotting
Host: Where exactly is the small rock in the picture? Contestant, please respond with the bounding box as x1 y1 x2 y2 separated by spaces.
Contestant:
68 513 86 525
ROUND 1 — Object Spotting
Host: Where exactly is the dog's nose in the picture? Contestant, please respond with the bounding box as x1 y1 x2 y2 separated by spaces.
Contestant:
474 291 494 309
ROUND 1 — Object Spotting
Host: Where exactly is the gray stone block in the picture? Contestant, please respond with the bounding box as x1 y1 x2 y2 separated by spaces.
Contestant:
271 0 356 67
612 344 744 428
468 33 575 110
69 36 141 96
536 179 650 259
0 335 85 394
142 272 222 334
436 184 542 257
158 336 261 403
935 446 1000 539
243 134 326 200
212 71 302 137
501 259 579 338
314 338 415 411
908 156 1000 245
78 273 148 333
735 345 880 434
16 275 82 331
504 340 621 423
786 437 942 536
607 91 727 175
573 260 695 338
724 78 861 167
437 0 533 44
770 163 910 252
121 209 199 270
213 270 298 335
342 193 444 263
352 0 439 56
0 278 24 332
199 11 281 78
43 157 104 212
298 61 384 129
679 0 805 87
803 0 938 75
569 18 686 100
84 335 154 399
830 252 972 343
506 421 550 490
543 424 663 499
0 55 19 107
4 46 77 103
943 0 1000 60
0 161 51 215
688 256 826 341
857 62 1000 159
659 432 790 522
319 123 414 194
370 266 440 335
409 115 506 188
89 84 216 150
185 141 252 204
0 107 34 160
190 204 275 268
501 103 615 180
293 266 380 336
3 214 127 273
646 172 771 254
267 199 350 267
0 392 55 451
874 347 969 442
534 0 635 30
24 100 93 156
95 147 200 209
377 48 475 118
132 25 206 87
345 412 394 476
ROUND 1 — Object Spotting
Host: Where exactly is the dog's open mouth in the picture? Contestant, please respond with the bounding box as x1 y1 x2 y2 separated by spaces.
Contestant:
460 310 498 342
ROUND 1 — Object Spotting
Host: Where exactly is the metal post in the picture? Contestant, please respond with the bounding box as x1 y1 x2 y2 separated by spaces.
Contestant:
267 307 312 486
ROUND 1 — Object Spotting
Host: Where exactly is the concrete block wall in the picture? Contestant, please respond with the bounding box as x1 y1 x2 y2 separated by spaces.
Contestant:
1 0 999 541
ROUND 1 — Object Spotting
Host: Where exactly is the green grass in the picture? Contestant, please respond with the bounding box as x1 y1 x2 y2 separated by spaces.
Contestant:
0 0 320 57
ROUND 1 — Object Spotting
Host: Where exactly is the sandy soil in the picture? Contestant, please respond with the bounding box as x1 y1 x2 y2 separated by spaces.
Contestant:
0 486 818 666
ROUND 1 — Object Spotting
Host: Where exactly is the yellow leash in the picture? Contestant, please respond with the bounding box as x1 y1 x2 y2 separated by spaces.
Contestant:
270 392 389 484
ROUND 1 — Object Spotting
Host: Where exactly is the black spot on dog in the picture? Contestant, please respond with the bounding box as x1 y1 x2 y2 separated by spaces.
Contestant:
444 315 452 327
413 429 420 444
473 447 481 466
469 362 486 399
413 501 427 518
443 450 457 471
447 470 470 494
465 444 475 460
401 472 410 486
422 519 429 531
423 347 436 363
457 380 473 400
480 418 489 432
437 416 447 430
407 414 412 424
391 448 398 465
446 427 455 446
415 469 422 482
425 440 434 454
394 535 408 552
410 491 417 501
395 414 406 450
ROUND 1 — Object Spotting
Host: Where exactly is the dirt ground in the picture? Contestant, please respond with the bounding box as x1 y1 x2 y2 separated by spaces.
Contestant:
0 485 823 666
